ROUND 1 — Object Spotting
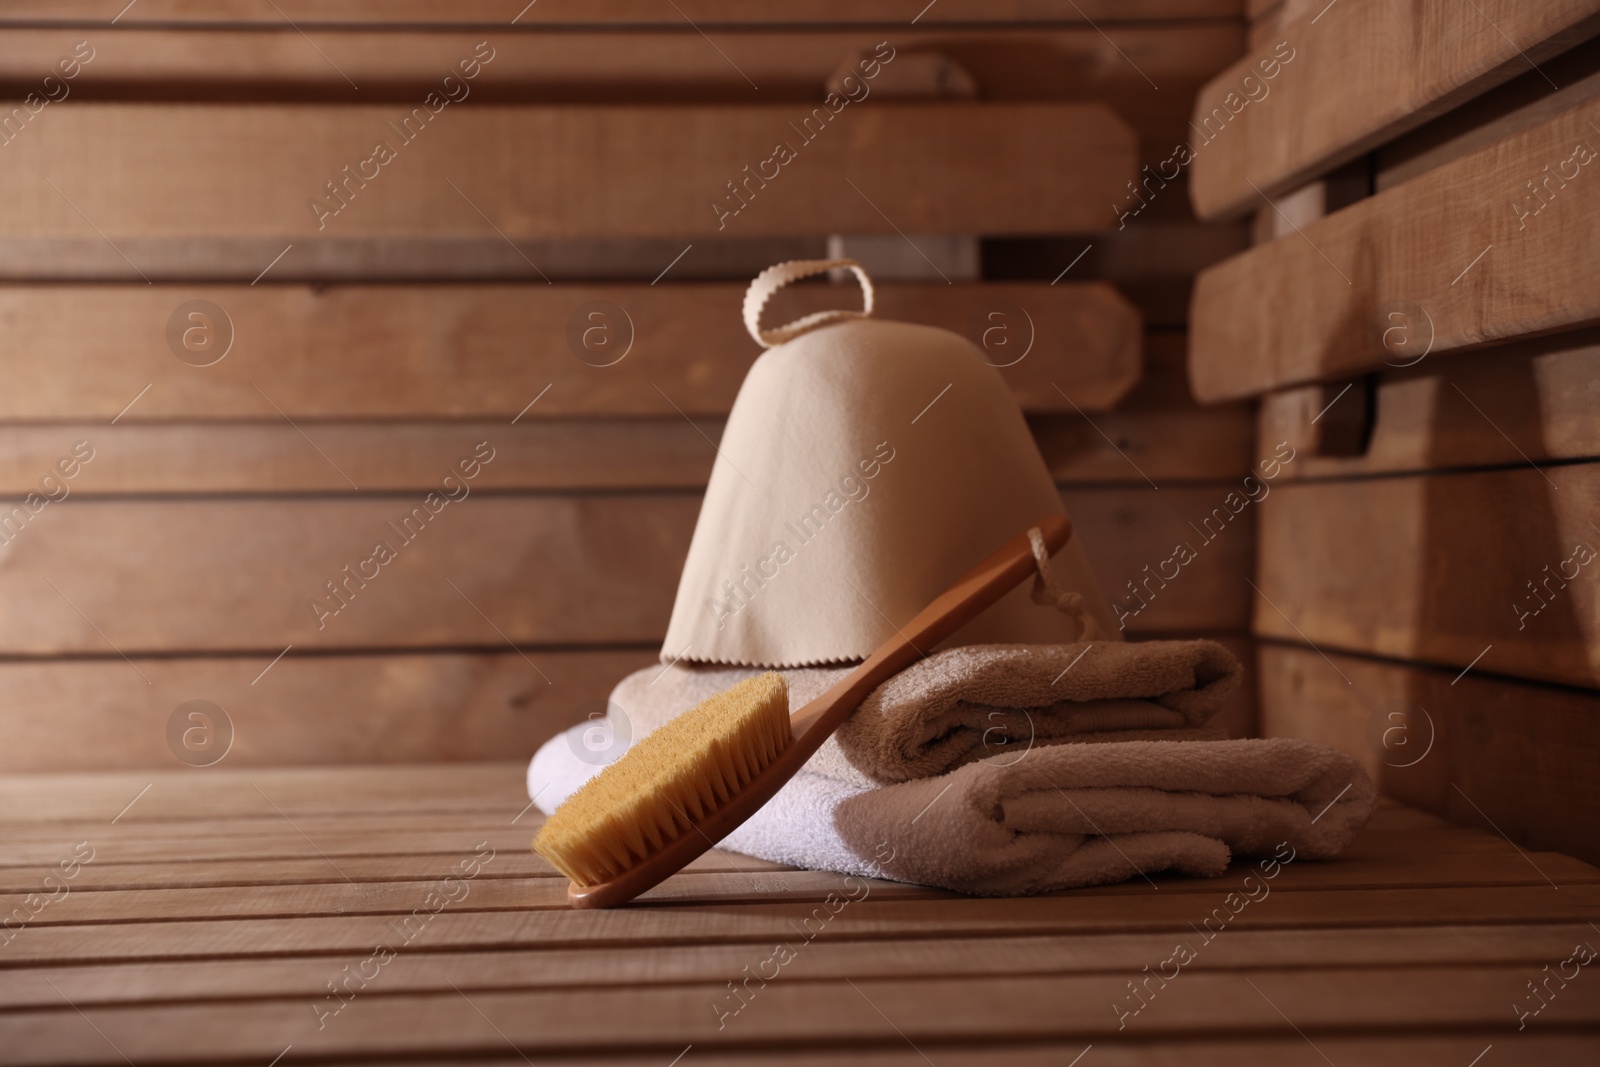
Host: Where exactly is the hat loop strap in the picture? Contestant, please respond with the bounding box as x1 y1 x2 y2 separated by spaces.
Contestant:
1028 526 1103 642
742 258 875 348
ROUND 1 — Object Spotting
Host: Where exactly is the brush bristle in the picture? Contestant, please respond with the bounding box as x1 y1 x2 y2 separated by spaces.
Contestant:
533 672 792 887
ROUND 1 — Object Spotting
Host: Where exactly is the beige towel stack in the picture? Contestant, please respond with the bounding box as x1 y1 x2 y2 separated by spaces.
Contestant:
528 641 1376 895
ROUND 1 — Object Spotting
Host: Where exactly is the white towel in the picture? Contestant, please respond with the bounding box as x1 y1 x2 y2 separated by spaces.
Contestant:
528 642 1376 895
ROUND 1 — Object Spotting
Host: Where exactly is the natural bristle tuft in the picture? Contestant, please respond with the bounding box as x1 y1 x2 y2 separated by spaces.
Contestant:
533 672 792 887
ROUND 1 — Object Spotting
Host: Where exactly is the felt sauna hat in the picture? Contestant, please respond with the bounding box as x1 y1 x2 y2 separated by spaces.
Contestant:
662 259 1118 668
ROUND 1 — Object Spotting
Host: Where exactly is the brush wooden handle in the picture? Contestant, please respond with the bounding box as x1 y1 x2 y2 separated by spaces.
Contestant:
568 514 1073 908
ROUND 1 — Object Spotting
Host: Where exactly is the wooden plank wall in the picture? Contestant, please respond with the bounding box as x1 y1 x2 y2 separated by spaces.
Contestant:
0 2 1256 772
1192 0 1600 863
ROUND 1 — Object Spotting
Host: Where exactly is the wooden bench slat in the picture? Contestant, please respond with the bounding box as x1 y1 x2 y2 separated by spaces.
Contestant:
1260 644 1600 868
0 924 1590 1010
1256 462 1600 689
0 638 1251 775
0 283 1140 420
9 845 1598 927
5 886 1597 965
1373 32 1600 195
0 649 654 774
1066 485 1255 635
4 103 1133 240
1189 0 1600 220
0 1 1244 28
1260 327 1600 481
0 26 1240 129
0 763 532 822
0 421 721 493
0 852 800 894
0 495 696 652
0 487 1245 656
3 964 1596 1063
1189 95 1600 400
0 409 1251 495
200 1040 1600 1067
2 762 1594 1062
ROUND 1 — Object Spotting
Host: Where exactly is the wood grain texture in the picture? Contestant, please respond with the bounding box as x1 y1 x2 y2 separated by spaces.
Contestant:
1067 484 1256 635
0 410 1254 499
1375 32 1600 193
0 282 1139 420
0 923 1591 1008
0 488 1244 657
1190 0 1600 220
0 629 1256 773
0 26 1241 120
0 762 529 822
12 826 1594 925
1 762 1596 1060
0 495 697 654
0 650 655 773
1191 94 1600 401
0 851 787 893
0 411 1241 495
0 420 722 494
1259 643 1600 866
0 1 1245 27
2 103 1134 240
1260 327 1600 480
1255 463 1600 688
1035 409 1257 485
5 886 1599 964
1037 332 1257 486
2 963 1597 1061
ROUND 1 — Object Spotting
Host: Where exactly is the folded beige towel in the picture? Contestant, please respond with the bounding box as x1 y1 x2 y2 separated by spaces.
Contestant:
837 640 1241 783
528 641 1377 895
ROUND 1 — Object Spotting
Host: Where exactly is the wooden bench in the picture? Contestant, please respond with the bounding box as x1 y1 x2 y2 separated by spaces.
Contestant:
3 763 1598 1063
8 3 1597 1058
1191 0 1600 867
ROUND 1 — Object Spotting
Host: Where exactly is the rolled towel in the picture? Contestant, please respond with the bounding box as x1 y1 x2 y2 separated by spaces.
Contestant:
528 641 1376 895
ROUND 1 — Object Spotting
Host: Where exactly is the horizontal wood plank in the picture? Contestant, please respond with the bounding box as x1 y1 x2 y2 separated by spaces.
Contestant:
0 762 527 823
1374 31 1600 193
1189 95 1600 400
0 495 695 653
1039 331 1258 485
0 282 1141 421
0 26 1241 126
4 886 1597 965
0 852 793 894
1067 484 1256 635
0 924 1589 1010
1259 327 1600 480
1259 643 1600 867
0 650 655 774
1255 463 1600 688
3 103 1134 240
1190 0 1600 220
0 1039 1591 1067
3 963 1596 1062
10 840 1598 926
0 333 1259 497
0 420 722 493
0 488 1244 657
0 2 1244 27
0 631 1258 774
2 761 1595 1061
0 223 1248 284
0 408 1247 496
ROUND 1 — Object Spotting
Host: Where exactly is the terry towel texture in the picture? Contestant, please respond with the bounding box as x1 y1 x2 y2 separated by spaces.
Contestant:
528 640 1377 895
